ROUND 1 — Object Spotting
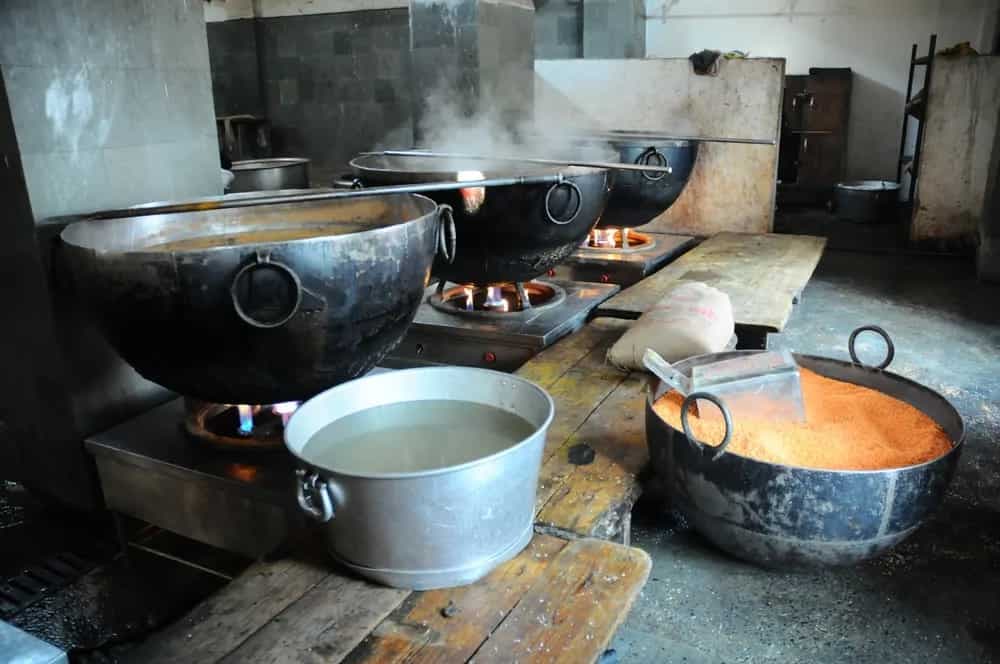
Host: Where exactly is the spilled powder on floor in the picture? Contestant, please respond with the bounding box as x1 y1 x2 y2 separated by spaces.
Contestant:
652 368 953 470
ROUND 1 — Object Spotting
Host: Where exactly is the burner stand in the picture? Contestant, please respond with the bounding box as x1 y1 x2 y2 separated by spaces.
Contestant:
183 399 286 451
384 278 620 371
428 281 567 317
551 232 697 288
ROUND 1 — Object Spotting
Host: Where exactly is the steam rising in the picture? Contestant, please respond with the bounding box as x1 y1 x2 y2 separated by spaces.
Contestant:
379 78 617 171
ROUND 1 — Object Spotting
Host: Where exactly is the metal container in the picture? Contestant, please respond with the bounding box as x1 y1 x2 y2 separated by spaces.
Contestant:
833 180 901 224
60 194 451 405
351 154 611 284
285 366 554 589
594 140 698 229
230 158 310 192
645 328 964 566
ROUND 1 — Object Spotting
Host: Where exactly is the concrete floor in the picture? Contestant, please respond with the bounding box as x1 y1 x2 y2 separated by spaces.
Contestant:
612 248 1000 663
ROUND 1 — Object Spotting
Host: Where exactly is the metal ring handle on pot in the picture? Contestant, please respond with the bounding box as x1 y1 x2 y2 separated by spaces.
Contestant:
437 204 457 264
230 252 303 329
296 469 334 522
544 180 583 225
680 391 734 461
638 147 670 182
848 325 895 370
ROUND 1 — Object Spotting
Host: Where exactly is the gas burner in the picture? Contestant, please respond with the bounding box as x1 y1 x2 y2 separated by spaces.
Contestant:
551 232 697 288
385 278 620 371
428 281 567 317
584 228 656 252
183 398 300 451
585 227 656 252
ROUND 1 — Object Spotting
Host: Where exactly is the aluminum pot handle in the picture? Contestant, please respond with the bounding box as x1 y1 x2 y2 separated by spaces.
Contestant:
437 204 457 264
680 391 734 461
544 180 583 225
230 251 303 329
848 325 895 370
296 469 334 522
638 146 671 182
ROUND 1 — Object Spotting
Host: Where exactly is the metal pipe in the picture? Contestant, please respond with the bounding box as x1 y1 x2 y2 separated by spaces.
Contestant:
377 150 676 175
525 129 776 146
88 174 566 220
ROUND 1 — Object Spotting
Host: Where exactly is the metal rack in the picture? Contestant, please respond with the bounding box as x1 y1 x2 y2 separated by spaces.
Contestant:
897 34 937 203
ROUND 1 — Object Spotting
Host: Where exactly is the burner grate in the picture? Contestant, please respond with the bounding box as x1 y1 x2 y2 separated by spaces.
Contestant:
0 552 96 620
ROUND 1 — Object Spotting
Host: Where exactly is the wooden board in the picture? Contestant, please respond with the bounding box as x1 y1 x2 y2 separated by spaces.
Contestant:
514 318 647 542
599 232 826 332
127 535 650 664
346 535 650 664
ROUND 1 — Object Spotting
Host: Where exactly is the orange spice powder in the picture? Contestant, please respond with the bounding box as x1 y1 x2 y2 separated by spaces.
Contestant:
652 368 953 471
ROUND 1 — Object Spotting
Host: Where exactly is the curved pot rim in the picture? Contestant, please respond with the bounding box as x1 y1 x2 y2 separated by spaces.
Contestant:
645 351 966 476
349 153 606 180
286 366 556 481
60 193 441 257
231 157 311 170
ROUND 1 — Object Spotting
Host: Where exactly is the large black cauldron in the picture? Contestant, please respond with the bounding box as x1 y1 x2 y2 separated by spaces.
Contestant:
60 194 444 404
594 139 697 229
350 155 610 284
645 338 963 567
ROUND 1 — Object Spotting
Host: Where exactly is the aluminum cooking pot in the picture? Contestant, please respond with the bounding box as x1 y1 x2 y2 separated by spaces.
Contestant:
832 180 900 224
285 366 554 589
645 327 964 567
60 193 455 404
350 154 611 284
229 157 310 192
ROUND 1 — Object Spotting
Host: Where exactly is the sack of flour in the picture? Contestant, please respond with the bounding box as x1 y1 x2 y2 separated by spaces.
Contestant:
607 281 734 370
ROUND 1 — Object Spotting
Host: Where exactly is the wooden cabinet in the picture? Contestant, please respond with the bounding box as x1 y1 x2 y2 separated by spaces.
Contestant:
778 68 852 206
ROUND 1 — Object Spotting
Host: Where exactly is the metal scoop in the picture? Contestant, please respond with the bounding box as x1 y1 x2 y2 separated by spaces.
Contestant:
643 348 807 422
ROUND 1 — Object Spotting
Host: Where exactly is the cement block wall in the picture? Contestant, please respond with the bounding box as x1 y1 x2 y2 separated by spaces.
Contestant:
0 0 219 509
207 8 412 180
0 0 222 220
535 2 582 59
535 57 783 234
912 55 1000 243
259 9 413 179
207 19 263 116
644 0 999 182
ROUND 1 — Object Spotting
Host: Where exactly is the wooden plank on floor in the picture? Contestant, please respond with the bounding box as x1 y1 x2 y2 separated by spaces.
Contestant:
468 538 652 664
343 535 568 663
599 232 826 331
125 553 331 664
219 575 409 664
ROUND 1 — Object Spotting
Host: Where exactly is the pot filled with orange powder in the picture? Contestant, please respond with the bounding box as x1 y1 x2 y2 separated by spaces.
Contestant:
645 326 964 567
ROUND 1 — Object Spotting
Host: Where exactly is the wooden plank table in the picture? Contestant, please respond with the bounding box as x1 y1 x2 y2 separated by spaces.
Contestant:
126 534 650 664
126 318 652 663
515 318 645 544
598 232 827 348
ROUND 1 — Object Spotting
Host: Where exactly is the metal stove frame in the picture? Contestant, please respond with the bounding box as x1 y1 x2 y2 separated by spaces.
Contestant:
383 279 620 372
550 232 697 287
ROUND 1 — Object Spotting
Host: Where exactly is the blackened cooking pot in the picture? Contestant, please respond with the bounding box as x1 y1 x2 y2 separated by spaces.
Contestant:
60 193 449 404
645 328 964 566
593 139 697 229
350 154 611 284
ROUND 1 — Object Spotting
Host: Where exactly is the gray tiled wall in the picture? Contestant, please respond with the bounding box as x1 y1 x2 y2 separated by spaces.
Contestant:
582 0 645 59
0 0 221 220
409 0 534 139
254 9 413 181
206 19 263 116
535 1 583 59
